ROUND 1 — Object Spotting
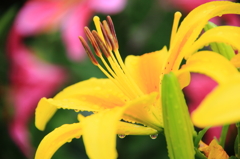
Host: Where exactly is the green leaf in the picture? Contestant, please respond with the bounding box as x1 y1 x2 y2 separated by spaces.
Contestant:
235 122 240 158
161 72 195 159
219 124 230 148
195 148 207 159
194 126 211 148
0 5 17 36
204 21 235 60
234 134 238 157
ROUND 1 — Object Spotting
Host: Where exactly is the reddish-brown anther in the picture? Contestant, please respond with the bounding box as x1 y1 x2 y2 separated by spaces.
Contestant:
79 36 98 65
84 27 102 57
100 23 113 51
92 31 111 58
106 16 119 50
102 20 116 51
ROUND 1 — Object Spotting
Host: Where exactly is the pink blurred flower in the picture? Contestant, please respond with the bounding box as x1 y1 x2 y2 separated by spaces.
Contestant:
14 0 126 61
7 27 67 158
183 73 218 114
7 0 126 157
161 0 240 27
163 0 234 13
183 73 220 144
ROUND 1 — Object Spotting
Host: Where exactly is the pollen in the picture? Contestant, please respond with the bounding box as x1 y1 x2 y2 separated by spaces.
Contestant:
79 16 144 99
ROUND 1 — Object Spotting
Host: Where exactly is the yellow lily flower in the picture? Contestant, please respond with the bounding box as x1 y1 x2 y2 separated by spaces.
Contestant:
35 1 240 159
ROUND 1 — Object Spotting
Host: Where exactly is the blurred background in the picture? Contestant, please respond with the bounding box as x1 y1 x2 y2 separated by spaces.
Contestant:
0 0 239 159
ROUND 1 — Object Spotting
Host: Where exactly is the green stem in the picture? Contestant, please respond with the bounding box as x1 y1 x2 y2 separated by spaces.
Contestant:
237 123 240 158
219 124 230 148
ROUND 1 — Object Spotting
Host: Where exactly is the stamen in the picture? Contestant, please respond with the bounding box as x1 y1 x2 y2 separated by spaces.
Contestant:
106 16 119 51
102 17 144 97
81 16 145 99
93 30 140 98
170 12 182 48
80 34 121 91
79 36 98 65
100 23 113 51
84 27 102 57
82 29 120 82
84 27 119 79
92 30 111 58
103 20 116 51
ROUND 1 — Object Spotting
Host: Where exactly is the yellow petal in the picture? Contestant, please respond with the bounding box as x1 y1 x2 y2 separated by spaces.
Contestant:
54 78 112 99
79 104 158 159
174 71 191 89
125 47 169 94
180 51 239 84
42 98 102 111
123 92 163 131
35 123 82 159
35 97 101 131
82 97 161 159
117 121 158 135
184 26 240 59
82 107 125 159
231 53 240 68
53 78 128 109
35 98 58 131
168 1 240 71
54 78 128 107
192 78 240 127
35 78 129 131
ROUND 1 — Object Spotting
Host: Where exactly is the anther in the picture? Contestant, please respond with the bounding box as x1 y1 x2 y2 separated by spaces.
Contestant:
79 36 99 65
92 31 111 58
84 27 102 57
106 16 119 50
103 20 116 51
100 23 112 51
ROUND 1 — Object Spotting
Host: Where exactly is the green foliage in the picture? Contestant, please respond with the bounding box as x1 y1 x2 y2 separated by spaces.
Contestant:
194 126 211 148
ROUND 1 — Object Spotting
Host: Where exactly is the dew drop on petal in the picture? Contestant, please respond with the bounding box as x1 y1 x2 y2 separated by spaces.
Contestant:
118 134 126 139
150 134 158 139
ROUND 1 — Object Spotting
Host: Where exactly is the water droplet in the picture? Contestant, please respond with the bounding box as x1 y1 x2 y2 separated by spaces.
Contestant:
150 134 158 139
118 134 126 139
